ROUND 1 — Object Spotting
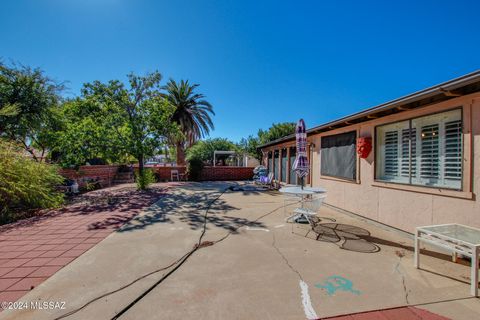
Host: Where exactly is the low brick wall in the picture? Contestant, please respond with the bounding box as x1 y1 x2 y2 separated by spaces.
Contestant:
200 166 254 181
151 166 254 181
59 165 119 187
152 166 187 181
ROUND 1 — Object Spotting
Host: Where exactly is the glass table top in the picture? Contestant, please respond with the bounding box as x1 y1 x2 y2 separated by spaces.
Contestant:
420 224 480 245
279 186 327 195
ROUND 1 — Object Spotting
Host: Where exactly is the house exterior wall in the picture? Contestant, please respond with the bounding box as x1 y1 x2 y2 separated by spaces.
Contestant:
263 93 480 233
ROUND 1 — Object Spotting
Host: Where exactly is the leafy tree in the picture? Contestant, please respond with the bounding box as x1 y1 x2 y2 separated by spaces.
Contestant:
238 135 261 161
163 79 214 165
0 62 64 161
257 122 296 145
186 138 238 164
76 72 178 188
53 98 126 167
185 138 238 181
0 103 19 116
239 122 295 161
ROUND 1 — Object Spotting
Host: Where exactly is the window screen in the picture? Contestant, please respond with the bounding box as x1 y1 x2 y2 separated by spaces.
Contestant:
289 147 297 184
281 149 287 182
273 150 279 180
267 152 273 174
321 131 357 180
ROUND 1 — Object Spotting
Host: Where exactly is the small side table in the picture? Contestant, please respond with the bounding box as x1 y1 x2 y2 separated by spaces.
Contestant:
415 224 480 296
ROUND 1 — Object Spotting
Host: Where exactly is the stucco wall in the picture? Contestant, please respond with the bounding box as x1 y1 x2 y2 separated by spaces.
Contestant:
307 93 479 233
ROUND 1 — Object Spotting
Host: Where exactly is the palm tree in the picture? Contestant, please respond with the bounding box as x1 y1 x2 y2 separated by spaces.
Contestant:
163 79 214 165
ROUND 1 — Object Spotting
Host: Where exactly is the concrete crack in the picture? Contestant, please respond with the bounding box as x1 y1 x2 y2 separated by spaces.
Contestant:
271 232 318 320
394 251 410 305
271 232 303 280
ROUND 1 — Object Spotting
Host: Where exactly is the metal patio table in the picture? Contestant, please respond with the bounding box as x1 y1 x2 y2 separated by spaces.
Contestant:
279 186 326 224
415 223 480 296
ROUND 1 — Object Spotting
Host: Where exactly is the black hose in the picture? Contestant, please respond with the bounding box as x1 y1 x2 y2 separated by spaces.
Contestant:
55 185 295 320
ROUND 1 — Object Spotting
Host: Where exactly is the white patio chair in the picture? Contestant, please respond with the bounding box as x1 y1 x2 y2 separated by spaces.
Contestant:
171 169 180 181
286 193 328 236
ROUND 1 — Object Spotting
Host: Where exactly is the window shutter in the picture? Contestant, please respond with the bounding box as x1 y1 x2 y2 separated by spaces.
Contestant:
420 124 439 179
384 131 399 178
444 120 462 181
401 128 416 178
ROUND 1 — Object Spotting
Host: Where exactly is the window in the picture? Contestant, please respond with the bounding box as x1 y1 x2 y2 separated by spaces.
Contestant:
321 131 357 180
375 109 462 190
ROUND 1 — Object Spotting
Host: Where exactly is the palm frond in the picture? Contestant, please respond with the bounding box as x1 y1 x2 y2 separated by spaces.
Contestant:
164 79 214 144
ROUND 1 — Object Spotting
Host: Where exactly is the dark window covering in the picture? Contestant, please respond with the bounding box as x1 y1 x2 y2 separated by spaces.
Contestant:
267 152 273 174
289 147 297 185
281 149 287 182
273 150 279 180
321 131 357 180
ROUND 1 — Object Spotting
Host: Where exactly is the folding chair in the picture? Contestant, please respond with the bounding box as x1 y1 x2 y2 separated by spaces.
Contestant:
286 193 331 236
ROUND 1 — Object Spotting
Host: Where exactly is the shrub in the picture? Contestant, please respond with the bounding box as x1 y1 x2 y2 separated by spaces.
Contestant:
0 141 64 224
135 168 156 190
186 158 204 181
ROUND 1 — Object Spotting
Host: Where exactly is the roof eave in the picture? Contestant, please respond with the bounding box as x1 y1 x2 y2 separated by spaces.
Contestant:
258 70 480 149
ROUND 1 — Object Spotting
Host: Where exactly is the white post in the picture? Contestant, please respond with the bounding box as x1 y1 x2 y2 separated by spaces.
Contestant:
471 246 479 296
213 152 216 167
414 229 420 268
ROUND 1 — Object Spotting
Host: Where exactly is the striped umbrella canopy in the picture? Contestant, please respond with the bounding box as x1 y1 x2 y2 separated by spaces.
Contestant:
292 119 309 186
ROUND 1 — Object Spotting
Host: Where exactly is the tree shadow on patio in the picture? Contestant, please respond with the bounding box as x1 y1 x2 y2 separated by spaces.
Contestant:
117 189 267 233
0 187 166 233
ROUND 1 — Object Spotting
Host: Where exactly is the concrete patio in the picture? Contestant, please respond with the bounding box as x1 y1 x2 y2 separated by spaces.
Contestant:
1 182 479 320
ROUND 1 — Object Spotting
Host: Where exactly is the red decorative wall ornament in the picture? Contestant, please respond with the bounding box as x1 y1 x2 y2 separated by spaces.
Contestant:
357 137 372 158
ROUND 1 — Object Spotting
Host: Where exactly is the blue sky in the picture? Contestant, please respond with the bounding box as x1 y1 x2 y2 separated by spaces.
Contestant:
1 0 479 142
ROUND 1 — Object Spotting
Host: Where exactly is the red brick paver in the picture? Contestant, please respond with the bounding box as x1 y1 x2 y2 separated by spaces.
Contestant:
323 306 450 320
0 186 166 304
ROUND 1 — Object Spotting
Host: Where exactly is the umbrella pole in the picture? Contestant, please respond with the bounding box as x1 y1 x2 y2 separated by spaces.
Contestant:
301 177 304 190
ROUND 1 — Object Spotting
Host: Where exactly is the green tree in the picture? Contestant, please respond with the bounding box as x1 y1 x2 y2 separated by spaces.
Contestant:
53 98 126 167
0 103 19 116
185 138 238 181
238 135 261 161
186 138 238 164
257 122 296 145
77 72 178 188
0 62 64 161
239 122 296 161
163 79 214 165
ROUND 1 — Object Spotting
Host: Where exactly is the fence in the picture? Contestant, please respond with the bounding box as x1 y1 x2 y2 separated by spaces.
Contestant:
151 166 254 181
59 165 255 186
59 165 119 188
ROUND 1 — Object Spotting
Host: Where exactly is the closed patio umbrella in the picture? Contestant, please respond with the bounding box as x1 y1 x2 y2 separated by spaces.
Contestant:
292 118 309 189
